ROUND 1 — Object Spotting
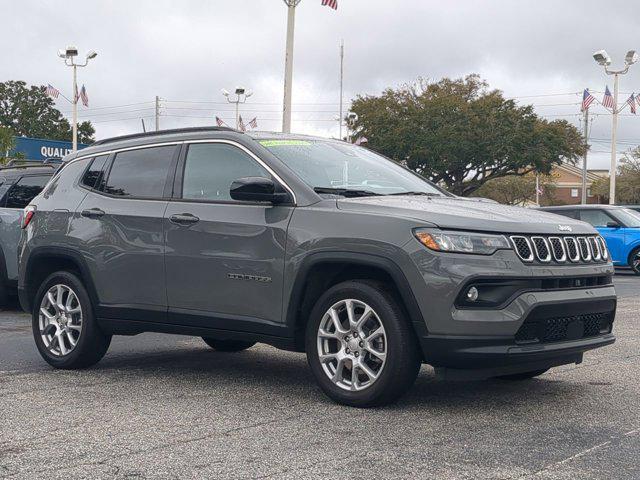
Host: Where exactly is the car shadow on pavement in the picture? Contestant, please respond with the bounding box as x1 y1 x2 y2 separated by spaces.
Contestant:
83 340 593 413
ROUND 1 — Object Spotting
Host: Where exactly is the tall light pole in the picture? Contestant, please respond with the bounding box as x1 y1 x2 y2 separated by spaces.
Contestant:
222 87 253 130
282 0 301 133
593 49 638 204
57 46 97 152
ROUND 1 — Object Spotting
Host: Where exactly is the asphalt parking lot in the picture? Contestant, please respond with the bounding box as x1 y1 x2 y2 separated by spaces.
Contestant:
1 274 638 480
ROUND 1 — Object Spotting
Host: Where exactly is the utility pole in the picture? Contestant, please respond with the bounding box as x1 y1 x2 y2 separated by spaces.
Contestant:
592 49 638 204
581 108 590 205
155 96 160 131
282 0 301 133
339 39 344 140
535 174 540 206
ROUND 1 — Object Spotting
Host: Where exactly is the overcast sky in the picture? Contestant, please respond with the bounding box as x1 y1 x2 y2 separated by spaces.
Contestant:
3 0 640 169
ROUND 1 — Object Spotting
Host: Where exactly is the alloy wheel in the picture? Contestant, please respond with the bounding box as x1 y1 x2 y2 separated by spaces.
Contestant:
39 284 83 356
316 299 387 391
633 250 640 274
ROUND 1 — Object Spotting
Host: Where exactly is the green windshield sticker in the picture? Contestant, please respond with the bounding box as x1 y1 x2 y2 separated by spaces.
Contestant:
259 140 312 147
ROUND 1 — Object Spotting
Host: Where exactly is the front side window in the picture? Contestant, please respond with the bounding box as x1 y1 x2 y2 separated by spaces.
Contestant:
579 209 615 228
4 175 51 208
259 139 448 196
181 143 270 202
104 146 176 198
81 154 110 190
611 208 640 228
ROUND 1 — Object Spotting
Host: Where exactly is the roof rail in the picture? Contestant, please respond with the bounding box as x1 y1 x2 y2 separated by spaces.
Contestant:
92 126 239 147
43 157 63 164
0 161 55 171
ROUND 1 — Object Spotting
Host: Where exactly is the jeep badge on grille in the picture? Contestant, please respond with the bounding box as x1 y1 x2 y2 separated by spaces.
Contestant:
558 225 573 232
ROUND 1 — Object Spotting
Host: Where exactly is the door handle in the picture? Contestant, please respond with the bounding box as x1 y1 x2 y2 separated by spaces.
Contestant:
81 208 105 218
169 213 200 225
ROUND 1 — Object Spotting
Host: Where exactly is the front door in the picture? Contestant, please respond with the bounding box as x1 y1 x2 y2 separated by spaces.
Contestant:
164 141 294 333
578 209 626 263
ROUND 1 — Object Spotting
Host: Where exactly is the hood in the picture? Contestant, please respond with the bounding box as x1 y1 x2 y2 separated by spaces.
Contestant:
336 195 596 235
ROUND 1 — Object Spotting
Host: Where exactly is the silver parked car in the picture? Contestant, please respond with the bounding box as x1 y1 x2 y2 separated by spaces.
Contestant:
0 162 55 305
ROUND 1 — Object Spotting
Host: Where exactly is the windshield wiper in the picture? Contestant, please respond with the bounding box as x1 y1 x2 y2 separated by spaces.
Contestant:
314 187 382 198
388 191 444 197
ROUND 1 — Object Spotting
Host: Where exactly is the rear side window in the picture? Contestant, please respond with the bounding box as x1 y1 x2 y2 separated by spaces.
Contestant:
4 175 51 208
579 209 614 227
181 143 270 202
81 154 110 190
104 146 176 198
549 209 578 219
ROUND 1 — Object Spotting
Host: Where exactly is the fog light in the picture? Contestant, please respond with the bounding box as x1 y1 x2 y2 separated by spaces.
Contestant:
466 286 479 302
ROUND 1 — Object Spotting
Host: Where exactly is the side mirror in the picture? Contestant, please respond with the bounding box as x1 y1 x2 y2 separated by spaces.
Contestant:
606 221 620 228
230 177 291 204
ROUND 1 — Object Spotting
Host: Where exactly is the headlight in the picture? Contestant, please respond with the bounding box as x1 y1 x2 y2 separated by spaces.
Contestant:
414 229 511 255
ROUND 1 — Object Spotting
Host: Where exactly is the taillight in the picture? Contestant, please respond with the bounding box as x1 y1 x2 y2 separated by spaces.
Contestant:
22 205 36 229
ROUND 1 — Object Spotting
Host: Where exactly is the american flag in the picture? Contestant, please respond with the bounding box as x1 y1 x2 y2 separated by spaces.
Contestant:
602 86 615 110
73 84 79 103
79 85 89 107
248 117 258 129
581 89 595 112
215 116 225 127
627 94 636 114
45 84 60 99
321 0 338 10
238 115 246 132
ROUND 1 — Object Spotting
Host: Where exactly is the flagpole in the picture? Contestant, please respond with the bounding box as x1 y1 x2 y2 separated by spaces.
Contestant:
282 0 301 134
339 39 344 140
535 174 540 206
581 106 590 205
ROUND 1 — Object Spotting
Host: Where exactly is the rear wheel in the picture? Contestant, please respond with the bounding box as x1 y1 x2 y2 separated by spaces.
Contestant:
201 338 256 352
32 271 111 369
497 368 549 380
305 280 421 408
630 247 640 275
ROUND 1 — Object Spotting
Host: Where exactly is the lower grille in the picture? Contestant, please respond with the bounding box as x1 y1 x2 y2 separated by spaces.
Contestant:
515 312 613 344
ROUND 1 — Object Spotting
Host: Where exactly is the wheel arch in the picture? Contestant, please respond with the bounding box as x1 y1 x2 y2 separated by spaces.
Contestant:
285 252 426 352
22 247 99 313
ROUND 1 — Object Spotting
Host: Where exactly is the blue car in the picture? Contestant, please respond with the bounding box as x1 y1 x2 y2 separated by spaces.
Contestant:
539 205 640 275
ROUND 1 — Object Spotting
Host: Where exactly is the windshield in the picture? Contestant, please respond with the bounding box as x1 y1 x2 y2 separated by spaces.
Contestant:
614 208 640 228
259 139 447 196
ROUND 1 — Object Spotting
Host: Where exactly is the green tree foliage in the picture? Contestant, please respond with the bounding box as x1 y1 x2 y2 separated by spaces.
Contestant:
349 75 586 196
0 80 94 143
0 125 15 163
475 174 556 205
591 148 640 204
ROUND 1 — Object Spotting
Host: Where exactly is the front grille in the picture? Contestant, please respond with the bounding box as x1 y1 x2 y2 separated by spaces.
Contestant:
515 312 613 344
510 235 607 265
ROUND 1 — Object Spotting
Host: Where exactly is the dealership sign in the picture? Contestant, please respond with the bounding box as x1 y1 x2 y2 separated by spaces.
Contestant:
9 136 89 161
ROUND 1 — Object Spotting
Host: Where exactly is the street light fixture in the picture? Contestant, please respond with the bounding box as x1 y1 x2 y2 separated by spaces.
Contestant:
222 87 252 130
57 46 97 152
592 49 637 204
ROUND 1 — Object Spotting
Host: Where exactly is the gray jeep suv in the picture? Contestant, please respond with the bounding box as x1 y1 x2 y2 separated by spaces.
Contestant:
18 127 616 407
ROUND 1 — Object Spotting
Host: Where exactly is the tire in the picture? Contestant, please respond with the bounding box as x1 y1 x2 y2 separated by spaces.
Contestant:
32 271 111 369
305 280 422 408
201 338 256 352
629 247 640 275
0 282 8 308
497 368 549 380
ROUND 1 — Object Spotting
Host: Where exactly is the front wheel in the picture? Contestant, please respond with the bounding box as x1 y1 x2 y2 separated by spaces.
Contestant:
630 247 640 275
305 280 422 408
32 271 111 369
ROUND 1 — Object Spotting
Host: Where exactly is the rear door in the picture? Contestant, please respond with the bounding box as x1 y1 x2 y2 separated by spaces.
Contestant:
74 144 179 321
164 141 294 332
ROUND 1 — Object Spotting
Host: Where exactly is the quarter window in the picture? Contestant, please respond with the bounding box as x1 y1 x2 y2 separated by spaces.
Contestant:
104 146 176 198
4 175 51 209
81 154 110 190
181 143 271 201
